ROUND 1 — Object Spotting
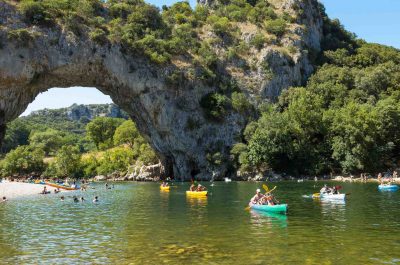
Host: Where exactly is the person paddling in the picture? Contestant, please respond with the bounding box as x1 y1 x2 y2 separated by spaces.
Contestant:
320 184 331 195
197 183 207 191
250 189 264 205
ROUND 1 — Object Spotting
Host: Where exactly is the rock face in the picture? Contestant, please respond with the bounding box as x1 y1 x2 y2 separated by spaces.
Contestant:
0 0 323 180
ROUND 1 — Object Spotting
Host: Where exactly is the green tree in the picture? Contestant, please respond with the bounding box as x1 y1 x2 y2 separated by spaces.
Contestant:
2 120 30 153
29 129 64 156
0 145 45 176
114 120 140 148
86 117 123 149
51 145 82 178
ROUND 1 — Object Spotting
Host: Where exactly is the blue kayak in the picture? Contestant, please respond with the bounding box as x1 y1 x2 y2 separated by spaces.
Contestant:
249 203 288 213
378 184 399 191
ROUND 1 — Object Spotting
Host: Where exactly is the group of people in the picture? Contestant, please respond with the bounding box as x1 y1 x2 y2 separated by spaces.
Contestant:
378 171 398 184
250 189 279 206
189 182 207 192
60 195 99 203
320 184 340 195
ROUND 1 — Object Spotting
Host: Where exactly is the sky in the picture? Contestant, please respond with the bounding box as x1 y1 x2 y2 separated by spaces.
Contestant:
21 0 400 116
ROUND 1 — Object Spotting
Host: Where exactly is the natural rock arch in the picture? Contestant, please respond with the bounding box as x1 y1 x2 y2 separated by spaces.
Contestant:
0 0 322 180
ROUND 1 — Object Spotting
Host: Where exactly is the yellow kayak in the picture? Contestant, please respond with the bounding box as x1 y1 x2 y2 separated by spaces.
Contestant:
186 191 207 196
160 185 170 191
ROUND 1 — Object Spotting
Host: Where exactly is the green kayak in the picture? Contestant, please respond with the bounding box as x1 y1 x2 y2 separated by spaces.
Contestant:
249 203 288 213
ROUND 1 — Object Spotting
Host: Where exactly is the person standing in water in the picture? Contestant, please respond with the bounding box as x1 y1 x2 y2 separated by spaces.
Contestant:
93 196 99 203
2 196 7 202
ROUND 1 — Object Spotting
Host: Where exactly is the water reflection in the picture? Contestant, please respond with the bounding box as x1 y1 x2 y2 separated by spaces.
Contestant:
186 196 208 207
250 209 288 228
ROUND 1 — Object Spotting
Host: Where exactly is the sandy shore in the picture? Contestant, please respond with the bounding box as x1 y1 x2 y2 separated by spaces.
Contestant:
0 182 71 199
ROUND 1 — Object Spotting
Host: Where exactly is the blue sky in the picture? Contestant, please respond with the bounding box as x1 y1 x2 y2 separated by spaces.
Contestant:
22 0 400 115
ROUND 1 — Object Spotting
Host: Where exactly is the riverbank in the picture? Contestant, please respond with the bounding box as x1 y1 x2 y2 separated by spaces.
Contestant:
0 182 71 199
331 176 400 183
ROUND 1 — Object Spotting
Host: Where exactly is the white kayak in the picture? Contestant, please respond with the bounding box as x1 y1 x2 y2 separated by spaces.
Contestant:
312 193 346 200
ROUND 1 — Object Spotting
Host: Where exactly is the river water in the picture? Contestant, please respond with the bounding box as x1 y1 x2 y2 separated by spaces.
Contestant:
0 181 399 264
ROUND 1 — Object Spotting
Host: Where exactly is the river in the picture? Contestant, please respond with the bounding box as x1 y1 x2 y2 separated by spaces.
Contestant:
0 181 399 264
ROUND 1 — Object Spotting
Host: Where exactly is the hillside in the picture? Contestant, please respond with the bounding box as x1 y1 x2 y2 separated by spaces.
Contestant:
2 104 128 153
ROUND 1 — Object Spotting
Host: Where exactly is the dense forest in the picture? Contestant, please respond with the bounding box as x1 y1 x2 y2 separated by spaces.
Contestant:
232 24 400 176
0 104 157 178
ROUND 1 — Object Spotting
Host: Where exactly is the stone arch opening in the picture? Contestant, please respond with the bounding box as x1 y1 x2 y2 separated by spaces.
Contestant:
0 31 235 181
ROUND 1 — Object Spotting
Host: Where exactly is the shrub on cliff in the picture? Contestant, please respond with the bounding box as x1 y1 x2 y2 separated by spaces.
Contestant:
89 28 108 45
200 92 231 121
264 18 287 37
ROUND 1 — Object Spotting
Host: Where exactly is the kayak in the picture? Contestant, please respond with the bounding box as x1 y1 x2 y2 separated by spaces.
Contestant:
249 203 288 213
160 185 170 191
186 191 207 196
45 182 78 191
378 184 399 191
313 193 346 200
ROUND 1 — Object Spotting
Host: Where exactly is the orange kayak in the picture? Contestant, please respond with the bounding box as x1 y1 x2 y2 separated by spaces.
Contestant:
45 182 78 191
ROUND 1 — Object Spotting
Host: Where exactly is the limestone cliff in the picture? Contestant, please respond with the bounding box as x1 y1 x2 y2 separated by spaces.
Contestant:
0 0 323 180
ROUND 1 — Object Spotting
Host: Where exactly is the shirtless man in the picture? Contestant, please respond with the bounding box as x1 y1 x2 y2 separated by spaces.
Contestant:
250 189 264 205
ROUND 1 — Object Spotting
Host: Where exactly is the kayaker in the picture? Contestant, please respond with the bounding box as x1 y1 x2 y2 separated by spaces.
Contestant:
197 183 206 191
265 194 275 206
190 182 197 191
93 196 99 203
250 189 264 204
161 181 169 187
320 184 331 194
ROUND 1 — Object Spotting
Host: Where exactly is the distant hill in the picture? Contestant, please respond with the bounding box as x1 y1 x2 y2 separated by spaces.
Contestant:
29 103 129 122
2 104 129 153
20 103 129 134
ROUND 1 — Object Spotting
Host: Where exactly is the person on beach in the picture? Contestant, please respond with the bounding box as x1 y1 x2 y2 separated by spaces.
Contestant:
93 196 99 203
378 173 382 184
2 196 7 202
